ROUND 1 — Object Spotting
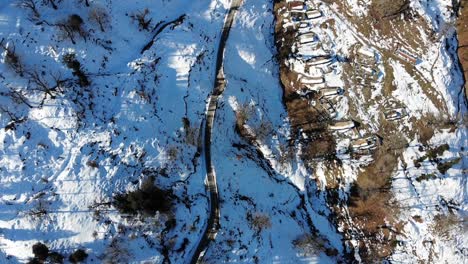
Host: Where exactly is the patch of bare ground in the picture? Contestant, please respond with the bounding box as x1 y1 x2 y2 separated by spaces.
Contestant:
274 2 337 162
457 2 468 99
347 136 403 261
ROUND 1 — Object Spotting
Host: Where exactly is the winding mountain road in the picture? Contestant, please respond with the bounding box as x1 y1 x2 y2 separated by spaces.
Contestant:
189 0 243 263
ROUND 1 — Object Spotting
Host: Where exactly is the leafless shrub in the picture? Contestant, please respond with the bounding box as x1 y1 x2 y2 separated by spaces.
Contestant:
0 106 22 125
16 0 40 20
43 0 60 9
4 86 33 108
252 119 273 142
102 238 130 264
182 118 200 147
249 212 271 232
236 102 255 126
89 7 110 32
28 70 66 102
0 40 25 75
167 146 178 161
278 142 295 168
292 234 325 256
130 8 152 31
431 213 462 240
28 199 49 219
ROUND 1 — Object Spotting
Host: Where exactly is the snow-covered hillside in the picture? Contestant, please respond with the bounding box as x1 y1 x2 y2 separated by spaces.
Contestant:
0 0 466 263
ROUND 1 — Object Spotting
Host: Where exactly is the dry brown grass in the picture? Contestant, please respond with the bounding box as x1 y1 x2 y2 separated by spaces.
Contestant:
346 136 403 261
431 213 463 240
273 1 336 163
457 2 468 99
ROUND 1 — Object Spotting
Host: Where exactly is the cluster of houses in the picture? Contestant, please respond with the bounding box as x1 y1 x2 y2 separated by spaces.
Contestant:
280 0 408 159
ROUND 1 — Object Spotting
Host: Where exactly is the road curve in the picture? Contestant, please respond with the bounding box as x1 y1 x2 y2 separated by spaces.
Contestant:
189 0 244 263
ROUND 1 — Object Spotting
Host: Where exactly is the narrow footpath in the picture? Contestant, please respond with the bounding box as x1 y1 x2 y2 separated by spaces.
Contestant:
189 0 244 263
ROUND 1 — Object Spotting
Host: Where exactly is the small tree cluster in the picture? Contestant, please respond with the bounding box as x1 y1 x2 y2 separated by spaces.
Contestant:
252 119 273 142
292 234 325 256
28 243 64 264
17 0 40 20
62 53 89 87
57 14 86 44
235 102 255 126
130 8 152 31
101 238 130 263
113 176 172 216
431 213 461 240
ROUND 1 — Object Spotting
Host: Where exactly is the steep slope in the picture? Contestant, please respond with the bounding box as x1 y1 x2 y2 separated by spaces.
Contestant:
273 0 467 262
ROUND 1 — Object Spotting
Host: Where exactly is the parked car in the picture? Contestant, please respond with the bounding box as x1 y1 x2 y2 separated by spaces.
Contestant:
320 87 344 98
384 108 407 121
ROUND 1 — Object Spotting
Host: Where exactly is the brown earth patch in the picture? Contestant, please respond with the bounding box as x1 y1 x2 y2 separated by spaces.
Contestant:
457 2 468 99
273 2 337 162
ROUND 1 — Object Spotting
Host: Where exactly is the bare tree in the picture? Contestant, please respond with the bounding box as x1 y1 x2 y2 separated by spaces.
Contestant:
130 8 152 31
292 234 326 256
16 0 40 20
236 101 255 126
0 39 25 75
27 70 66 103
44 0 59 9
78 0 89 6
89 7 110 32
3 86 33 108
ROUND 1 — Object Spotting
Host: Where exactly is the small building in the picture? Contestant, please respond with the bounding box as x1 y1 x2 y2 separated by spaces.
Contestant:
319 97 337 118
394 44 418 64
328 120 355 131
299 75 325 85
296 32 317 45
288 1 304 11
306 9 322 19
320 87 344 98
357 46 375 59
